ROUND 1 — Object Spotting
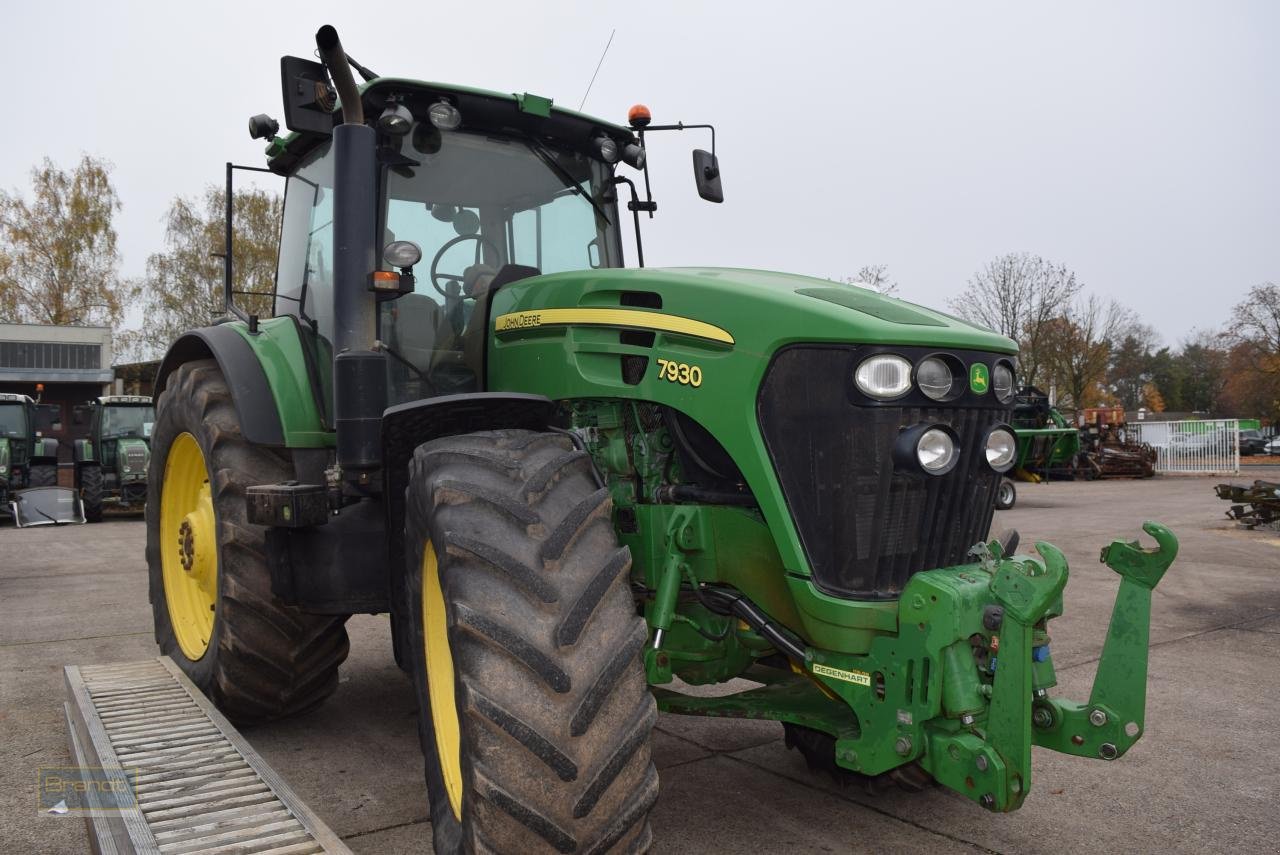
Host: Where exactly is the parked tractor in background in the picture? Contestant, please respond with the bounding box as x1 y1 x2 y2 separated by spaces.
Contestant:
0 392 60 515
145 26 1179 853
72 396 155 522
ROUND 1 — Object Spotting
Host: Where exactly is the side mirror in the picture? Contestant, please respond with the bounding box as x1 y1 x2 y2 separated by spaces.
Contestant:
692 149 723 203
280 55 337 135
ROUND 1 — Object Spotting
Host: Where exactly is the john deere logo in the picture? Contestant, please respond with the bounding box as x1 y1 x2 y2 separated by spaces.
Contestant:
970 363 990 394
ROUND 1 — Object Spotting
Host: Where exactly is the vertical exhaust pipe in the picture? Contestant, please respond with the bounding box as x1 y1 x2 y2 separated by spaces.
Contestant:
316 25 384 482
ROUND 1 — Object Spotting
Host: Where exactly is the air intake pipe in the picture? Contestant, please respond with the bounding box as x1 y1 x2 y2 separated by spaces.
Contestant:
315 25 383 480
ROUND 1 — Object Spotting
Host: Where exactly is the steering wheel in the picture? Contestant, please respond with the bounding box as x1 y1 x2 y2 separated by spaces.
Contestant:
430 234 503 298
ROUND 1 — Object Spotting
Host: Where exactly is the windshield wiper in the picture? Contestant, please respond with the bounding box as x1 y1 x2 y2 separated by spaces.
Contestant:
523 139 611 226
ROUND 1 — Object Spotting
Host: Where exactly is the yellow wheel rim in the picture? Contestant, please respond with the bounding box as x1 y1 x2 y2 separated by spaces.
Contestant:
159 432 217 660
422 541 463 820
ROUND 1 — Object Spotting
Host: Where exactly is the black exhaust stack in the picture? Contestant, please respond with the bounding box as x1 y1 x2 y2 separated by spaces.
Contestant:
316 25 384 485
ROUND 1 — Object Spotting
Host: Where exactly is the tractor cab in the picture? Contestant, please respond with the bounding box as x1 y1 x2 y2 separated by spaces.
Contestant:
270 81 631 405
0 392 59 505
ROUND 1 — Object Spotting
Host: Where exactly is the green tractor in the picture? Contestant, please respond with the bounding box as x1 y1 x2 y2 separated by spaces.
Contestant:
0 392 60 511
147 26 1178 853
72 395 155 521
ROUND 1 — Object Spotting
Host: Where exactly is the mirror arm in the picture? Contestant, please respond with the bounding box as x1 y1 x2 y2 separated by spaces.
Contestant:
637 122 719 212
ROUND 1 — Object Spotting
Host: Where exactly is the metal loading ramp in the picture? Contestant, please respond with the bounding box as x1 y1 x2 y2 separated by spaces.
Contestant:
63 657 352 855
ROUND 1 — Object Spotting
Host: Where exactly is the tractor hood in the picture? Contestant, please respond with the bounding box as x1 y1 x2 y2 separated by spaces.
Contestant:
489 266 1017 357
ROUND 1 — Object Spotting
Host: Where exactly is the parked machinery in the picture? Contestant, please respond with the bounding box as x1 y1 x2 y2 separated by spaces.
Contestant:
72 396 155 521
1215 481 1280 528
0 392 60 514
997 387 1081 508
1078 408 1156 479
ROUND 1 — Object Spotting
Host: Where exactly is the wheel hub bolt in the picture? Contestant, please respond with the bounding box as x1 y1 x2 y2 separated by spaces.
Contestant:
178 519 195 572
1089 708 1108 727
975 754 989 772
894 736 913 756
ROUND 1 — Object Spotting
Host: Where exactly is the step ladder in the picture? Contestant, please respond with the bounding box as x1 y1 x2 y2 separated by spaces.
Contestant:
63 657 353 855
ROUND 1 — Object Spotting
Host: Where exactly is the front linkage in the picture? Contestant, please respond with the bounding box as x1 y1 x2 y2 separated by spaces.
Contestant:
655 522 1177 811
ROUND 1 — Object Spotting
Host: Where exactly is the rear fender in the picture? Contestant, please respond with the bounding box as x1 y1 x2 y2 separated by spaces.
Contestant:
156 317 330 448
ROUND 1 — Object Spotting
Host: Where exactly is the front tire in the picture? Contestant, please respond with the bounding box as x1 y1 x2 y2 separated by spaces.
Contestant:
405 430 657 854
995 478 1016 510
146 359 349 724
80 464 103 522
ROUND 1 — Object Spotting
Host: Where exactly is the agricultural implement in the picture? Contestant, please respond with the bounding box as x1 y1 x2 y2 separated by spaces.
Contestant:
0 391 60 516
72 395 155 521
144 25 1179 853
1079 407 1155 479
1215 480 1280 528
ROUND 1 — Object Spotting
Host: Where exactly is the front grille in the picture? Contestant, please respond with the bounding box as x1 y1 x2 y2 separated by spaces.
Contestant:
125 446 148 471
757 346 1013 600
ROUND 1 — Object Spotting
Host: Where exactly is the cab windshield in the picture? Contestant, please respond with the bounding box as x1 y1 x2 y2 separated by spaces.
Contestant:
0 404 25 438
275 126 623 405
379 130 621 402
101 406 155 439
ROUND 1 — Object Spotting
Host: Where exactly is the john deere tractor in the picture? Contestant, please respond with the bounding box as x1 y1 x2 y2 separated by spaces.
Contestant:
147 26 1178 853
0 392 60 511
72 395 155 521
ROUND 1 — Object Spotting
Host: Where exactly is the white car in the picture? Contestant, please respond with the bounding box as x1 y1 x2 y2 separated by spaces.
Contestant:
1266 436 1280 455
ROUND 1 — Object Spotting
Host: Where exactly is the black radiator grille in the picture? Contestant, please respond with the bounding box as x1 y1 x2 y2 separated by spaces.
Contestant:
757 346 1013 600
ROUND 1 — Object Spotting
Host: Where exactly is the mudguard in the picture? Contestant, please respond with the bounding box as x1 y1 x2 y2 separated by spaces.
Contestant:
155 326 286 446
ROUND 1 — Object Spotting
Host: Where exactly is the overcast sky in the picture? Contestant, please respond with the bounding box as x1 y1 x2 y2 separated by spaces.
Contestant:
2 0 1274 347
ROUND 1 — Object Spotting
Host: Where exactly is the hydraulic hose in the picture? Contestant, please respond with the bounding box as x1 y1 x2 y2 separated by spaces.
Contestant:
653 484 756 507
697 586 807 664
315 25 363 125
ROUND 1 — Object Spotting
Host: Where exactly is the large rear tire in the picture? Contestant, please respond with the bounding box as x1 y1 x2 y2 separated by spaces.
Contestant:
80 464 103 522
28 463 57 487
146 359 349 724
405 430 657 854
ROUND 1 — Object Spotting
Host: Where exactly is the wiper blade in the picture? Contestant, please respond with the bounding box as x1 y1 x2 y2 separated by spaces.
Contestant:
524 139 611 226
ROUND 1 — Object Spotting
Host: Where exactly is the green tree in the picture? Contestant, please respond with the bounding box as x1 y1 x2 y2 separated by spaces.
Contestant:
130 185 281 358
1148 347 1185 411
1177 334 1228 413
1107 324 1160 410
0 156 128 326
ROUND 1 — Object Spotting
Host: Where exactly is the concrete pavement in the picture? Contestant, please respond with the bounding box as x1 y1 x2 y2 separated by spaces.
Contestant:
1 475 1277 853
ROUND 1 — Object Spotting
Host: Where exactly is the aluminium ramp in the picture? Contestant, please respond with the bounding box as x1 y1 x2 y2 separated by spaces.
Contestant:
63 657 352 855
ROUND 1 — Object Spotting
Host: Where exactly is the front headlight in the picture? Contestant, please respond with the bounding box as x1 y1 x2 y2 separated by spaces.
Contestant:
855 355 912 399
985 426 1017 472
917 428 958 474
993 361 1016 403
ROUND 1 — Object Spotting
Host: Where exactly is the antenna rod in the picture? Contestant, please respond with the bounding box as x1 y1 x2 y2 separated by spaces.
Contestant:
578 28 616 111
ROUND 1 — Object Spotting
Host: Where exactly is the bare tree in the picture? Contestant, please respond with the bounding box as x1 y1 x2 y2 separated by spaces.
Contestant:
0 156 130 326
1229 282 1280 354
1044 294 1136 410
949 253 1082 389
850 264 898 296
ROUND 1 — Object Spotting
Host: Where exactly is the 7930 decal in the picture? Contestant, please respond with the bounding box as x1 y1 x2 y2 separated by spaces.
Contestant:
655 358 703 387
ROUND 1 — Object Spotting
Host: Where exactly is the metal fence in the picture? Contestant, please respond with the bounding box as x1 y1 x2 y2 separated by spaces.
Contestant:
1135 419 1240 474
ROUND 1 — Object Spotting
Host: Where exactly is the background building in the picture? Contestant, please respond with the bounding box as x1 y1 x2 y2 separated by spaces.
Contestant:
0 322 115 473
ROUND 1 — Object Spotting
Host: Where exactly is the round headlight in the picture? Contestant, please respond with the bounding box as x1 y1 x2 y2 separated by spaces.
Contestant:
917 428 958 474
993 361 1015 403
917 357 955 401
383 240 423 269
428 101 462 130
985 426 1017 472
855 355 912 399
595 136 619 163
